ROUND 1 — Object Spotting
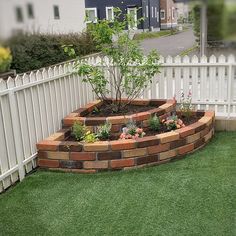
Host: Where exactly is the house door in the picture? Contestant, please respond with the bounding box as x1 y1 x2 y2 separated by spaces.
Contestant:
127 8 137 30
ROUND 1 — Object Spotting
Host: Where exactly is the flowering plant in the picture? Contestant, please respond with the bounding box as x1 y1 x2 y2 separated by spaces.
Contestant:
162 115 185 131
0 46 12 73
179 91 194 120
120 121 145 140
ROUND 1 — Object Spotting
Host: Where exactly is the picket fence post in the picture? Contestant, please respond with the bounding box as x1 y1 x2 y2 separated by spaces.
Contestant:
8 89 25 181
227 55 235 119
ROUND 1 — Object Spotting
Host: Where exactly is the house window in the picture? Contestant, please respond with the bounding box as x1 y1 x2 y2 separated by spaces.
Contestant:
157 11 159 22
160 10 165 20
172 7 175 20
53 5 60 19
146 6 149 18
151 7 154 18
27 3 34 19
155 7 157 18
106 7 114 21
85 8 97 23
15 7 23 23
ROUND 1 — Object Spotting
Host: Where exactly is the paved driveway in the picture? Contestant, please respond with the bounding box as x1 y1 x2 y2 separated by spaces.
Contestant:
140 28 196 57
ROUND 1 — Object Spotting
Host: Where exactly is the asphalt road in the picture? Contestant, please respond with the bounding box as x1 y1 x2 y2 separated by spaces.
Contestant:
140 28 196 57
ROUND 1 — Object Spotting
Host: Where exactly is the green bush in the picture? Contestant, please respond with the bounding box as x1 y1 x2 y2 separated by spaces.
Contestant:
0 46 12 73
5 32 98 73
96 122 112 140
148 114 161 131
72 122 87 141
193 0 226 46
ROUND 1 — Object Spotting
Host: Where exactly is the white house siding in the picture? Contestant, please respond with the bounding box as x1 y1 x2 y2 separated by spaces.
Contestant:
0 0 86 40
175 2 189 20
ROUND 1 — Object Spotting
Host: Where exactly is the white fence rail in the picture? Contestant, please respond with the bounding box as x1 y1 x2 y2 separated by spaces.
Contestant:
0 54 236 192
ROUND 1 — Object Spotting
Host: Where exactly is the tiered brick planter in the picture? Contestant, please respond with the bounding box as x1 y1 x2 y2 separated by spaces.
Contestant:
36 99 215 173
62 98 176 135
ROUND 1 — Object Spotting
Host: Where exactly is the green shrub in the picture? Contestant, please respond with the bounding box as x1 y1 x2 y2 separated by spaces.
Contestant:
83 131 97 143
148 114 161 131
6 32 98 73
72 122 87 141
96 122 112 140
0 46 12 73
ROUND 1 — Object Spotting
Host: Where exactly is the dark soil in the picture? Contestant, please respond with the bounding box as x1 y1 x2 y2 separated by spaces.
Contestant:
67 115 201 142
87 104 157 117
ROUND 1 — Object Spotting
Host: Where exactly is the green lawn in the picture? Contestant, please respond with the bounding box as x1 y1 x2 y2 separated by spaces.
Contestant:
0 132 236 236
133 30 176 41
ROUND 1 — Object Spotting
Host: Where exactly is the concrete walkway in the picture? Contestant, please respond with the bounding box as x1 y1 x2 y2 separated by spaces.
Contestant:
140 28 196 57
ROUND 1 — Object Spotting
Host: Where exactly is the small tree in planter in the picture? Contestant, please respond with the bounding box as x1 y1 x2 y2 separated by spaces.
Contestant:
67 8 161 113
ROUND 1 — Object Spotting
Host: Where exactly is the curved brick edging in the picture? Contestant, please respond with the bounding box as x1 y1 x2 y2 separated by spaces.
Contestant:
62 99 176 129
36 110 215 173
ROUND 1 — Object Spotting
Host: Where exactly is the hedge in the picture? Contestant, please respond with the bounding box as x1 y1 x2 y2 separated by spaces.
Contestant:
6 32 98 73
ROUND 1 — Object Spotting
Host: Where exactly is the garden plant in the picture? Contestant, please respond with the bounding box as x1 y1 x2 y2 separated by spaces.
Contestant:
0 46 12 73
65 8 161 113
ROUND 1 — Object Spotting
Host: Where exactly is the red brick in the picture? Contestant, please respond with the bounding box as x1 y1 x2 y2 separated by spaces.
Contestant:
148 108 165 116
38 159 59 168
136 136 160 148
178 143 194 155
63 117 85 126
83 141 109 152
204 129 213 142
123 148 147 158
156 131 179 144
47 152 69 160
45 133 65 141
194 138 205 149
136 155 159 165
204 111 215 118
130 99 150 105
175 126 195 138
110 159 135 168
59 160 83 169
36 140 60 151
85 117 106 126
159 103 175 112
159 149 176 160
189 122 206 133
59 141 83 152
147 143 170 154
83 161 108 169
70 152 96 161
37 151 48 159
131 112 151 121
186 132 201 143
200 127 210 138
97 151 121 160
75 108 87 116
170 139 186 149
110 139 136 150
107 116 129 125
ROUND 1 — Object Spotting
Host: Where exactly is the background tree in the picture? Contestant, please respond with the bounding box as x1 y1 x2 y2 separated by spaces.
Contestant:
193 0 226 46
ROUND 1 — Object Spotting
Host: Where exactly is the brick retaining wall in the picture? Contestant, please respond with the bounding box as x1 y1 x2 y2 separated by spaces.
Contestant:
37 109 215 173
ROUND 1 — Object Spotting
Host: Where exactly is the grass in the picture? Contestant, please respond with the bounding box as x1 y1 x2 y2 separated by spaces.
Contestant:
180 44 198 56
0 132 236 236
133 29 176 41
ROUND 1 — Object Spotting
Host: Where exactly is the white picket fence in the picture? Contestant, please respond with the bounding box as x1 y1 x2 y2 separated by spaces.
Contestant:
0 54 236 193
